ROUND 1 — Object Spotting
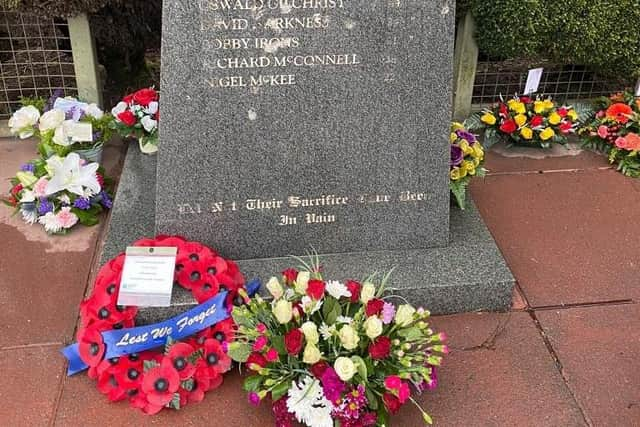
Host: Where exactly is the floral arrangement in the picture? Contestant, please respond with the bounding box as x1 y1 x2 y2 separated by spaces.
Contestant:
2 152 113 234
9 91 112 160
578 90 640 177
110 87 159 154
228 257 447 427
450 122 486 210
467 95 578 148
76 235 248 414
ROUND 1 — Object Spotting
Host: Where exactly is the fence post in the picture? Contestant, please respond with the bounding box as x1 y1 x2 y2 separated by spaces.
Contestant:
453 12 478 121
67 13 103 106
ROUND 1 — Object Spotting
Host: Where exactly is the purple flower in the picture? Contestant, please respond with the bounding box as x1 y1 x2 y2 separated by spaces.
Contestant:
321 368 345 403
99 191 113 209
381 302 396 324
38 198 53 215
93 131 103 142
456 129 477 144
332 384 369 421
450 145 464 167
20 163 35 173
419 366 438 391
73 197 91 210
44 89 64 112
248 392 261 406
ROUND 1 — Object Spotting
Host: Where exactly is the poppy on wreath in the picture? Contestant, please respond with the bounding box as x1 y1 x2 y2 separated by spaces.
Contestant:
141 359 180 407
167 342 197 380
201 338 231 378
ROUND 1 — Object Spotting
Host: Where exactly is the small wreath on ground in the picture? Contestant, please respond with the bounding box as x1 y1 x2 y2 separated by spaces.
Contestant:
75 235 248 414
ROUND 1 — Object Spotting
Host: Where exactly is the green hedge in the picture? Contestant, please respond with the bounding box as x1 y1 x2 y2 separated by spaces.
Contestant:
469 0 640 78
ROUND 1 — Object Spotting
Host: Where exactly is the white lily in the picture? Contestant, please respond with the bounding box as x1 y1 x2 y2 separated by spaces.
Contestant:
45 152 100 197
9 105 40 139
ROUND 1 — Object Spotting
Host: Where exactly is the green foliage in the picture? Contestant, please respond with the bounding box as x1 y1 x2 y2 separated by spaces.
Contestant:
469 0 640 78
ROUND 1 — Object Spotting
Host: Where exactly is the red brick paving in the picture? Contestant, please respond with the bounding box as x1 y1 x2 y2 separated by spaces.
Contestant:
1 140 638 426
537 304 640 426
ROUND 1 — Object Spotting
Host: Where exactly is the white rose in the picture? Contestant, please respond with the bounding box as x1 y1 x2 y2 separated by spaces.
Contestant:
9 106 40 139
52 120 75 146
295 271 310 294
83 103 104 119
265 276 284 300
360 282 376 304
111 101 128 118
302 344 322 365
363 315 383 339
334 357 356 382
272 299 293 324
300 321 319 345
145 101 159 115
394 304 416 327
338 324 360 350
141 115 157 133
39 109 65 132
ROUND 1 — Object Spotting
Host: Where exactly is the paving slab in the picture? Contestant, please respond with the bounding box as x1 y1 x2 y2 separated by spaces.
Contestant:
537 304 640 426
471 169 640 307
396 312 586 426
0 345 65 426
483 141 610 174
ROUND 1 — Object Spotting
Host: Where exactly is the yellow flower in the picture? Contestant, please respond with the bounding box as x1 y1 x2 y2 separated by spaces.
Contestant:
539 127 555 141
300 321 319 345
338 325 360 350
481 112 497 125
567 109 578 121
363 316 383 339
450 132 458 143
520 127 533 140
334 357 356 381
303 344 322 365
265 277 284 300
295 271 310 294
450 167 461 181
543 99 555 110
473 144 484 159
273 300 293 324
548 112 562 125
533 101 546 114
360 282 376 304
508 100 526 114
459 140 473 155
474 157 481 167
463 160 476 176
394 304 416 327
451 122 464 131
514 114 527 127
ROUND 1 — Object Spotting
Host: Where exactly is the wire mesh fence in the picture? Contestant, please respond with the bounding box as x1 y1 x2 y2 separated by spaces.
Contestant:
0 7 77 119
472 60 634 110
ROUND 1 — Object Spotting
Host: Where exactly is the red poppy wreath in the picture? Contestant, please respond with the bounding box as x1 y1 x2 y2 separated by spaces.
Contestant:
73 235 250 415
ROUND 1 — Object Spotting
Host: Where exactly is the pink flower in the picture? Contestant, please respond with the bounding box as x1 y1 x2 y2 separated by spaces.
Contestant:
265 348 279 362
33 177 49 198
381 302 395 324
397 382 410 403
256 323 267 334
615 137 629 149
596 110 606 119
56 206 78 229
384 375 402 390
253 335 268 352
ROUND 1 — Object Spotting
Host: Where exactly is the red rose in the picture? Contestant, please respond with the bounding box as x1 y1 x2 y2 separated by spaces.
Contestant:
310 361 330 379
557 107 568 117
530 115 544 127
284 329 304 355
117 110 137 127
365 299 385 317
246 352 267 370
132 88 158 107
96 173 104 188
520 96 532 104
499 119 517 134
345 280 361 303
306 279 325 300
368 336 391 360
499 103 508 118
10 183 23 197
123 93 134 104
382 393 402 414
282 268 298 284
559 121 573 134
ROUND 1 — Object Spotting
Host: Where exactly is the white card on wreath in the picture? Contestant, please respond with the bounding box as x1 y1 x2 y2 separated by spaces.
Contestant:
70 122 94 142
523 68 544 95
117 246 177 307
635 78 640 96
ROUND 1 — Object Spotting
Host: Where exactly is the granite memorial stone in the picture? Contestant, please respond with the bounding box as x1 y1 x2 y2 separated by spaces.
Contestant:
156 0 453 258
101 0 515 320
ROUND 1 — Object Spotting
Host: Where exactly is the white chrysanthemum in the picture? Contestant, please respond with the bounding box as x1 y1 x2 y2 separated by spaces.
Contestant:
286 377 333 427
284 288 295 300
38 211 62 233
325 280 351 299
20 207 38 224
57 194 71 205
336 316 353 325
300 295 322 314
19 190 36 203
319 323 336 340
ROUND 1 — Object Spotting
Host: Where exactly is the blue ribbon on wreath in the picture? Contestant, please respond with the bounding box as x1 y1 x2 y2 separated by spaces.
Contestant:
62 279 261 376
